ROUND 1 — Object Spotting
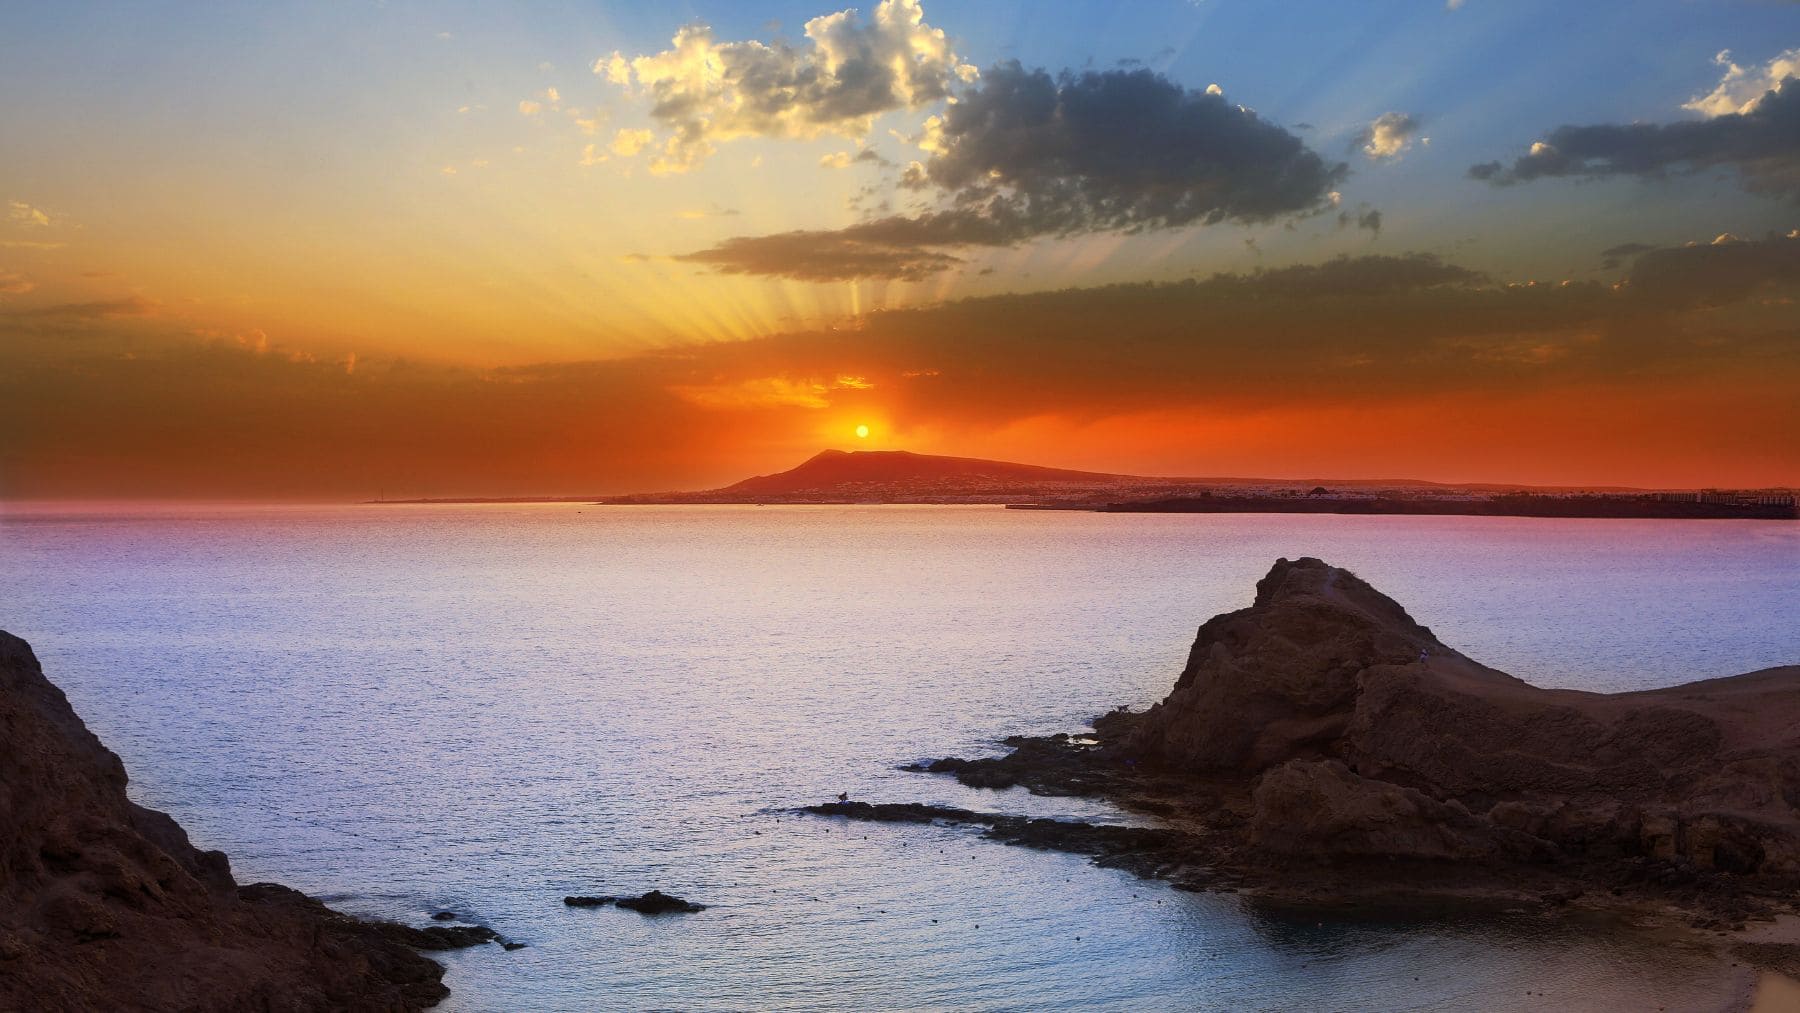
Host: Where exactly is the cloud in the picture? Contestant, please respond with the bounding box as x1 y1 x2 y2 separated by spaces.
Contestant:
672 223 968 281
676 205 741 220
595 52 631 86
1338 207 1383 234
573 111 604 135
1597 241 1654 270
0 271 34 295
1623 229 1800 308
7 295 159 320
518 100 543 117
662 241 1800 424
820 148 889 169
672 63 1346 280
596 0 976 172
8 201 52 227
611 128 654 157
1686 48 1800 118
1470 59 1800 200
1357 112 1419 160
6 244 1797 496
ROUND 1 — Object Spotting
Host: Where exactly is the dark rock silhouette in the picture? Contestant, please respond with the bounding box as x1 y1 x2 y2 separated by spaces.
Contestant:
0 631 486 1012
564 890 705 914
834 558 1800 928
1119 557 1800 870
616 890 705 914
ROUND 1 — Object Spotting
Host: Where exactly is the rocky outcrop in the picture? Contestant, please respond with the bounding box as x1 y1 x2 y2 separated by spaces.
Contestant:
864 557 1800 923
1118 557 1800 875
0 631 467 1012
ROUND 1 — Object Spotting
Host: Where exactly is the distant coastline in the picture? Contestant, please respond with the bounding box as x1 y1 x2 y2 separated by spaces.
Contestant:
1042 491 1799 521
365 448 1796 520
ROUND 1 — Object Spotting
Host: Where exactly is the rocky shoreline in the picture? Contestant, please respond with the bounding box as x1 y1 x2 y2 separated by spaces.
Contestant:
0 631 499 1011
807 558 1800 969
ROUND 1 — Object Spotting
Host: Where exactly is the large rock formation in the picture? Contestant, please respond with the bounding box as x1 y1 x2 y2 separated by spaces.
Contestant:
0 631 458 1011
863 556 1800 927
1121 557 1800 873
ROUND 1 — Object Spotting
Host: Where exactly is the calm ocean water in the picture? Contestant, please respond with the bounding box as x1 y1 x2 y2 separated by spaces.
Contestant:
2 504 1796 1011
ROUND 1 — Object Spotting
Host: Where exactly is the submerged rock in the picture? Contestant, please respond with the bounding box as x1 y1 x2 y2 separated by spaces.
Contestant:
406 924 503 950
0 631 461 1011
616 890 705 914
564 890 705 914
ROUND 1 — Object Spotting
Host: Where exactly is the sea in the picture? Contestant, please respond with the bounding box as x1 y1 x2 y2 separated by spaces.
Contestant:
2 503 1796 1012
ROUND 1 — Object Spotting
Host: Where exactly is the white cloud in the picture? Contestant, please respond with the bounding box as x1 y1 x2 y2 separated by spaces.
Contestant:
580 143 607 167
518 100 543 117
1360 112 1420 160
820 151 854 169
611 128 653 157
595 51 632 86
1205 83 1222 96
597 0 976 173
8 201 51 227
1684 47 1800 118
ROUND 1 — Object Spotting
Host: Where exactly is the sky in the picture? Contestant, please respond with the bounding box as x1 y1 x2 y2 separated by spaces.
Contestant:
1 0 1797 498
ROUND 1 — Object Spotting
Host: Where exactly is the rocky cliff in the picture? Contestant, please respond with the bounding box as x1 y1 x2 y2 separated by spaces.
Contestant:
0 631 457 1012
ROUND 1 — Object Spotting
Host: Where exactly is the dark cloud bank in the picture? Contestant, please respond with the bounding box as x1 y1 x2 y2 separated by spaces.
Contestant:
675 64 1348 281
5 235 1797 495
1471 77 1800 200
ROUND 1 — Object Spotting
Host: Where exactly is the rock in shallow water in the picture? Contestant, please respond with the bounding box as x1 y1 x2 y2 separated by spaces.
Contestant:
564 890 706 914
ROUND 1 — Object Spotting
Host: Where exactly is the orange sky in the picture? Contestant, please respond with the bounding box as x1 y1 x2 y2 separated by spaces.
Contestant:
2 2 1797 498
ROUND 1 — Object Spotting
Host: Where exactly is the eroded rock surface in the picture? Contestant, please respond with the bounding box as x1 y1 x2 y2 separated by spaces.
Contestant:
0 631 471 1012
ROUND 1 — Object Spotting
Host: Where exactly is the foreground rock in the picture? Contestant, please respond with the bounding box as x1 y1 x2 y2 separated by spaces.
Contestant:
564 890 705 914
822 558 1800 931
0 631 485 1012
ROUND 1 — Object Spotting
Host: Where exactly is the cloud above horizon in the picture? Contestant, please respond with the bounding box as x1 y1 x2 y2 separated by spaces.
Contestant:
596 0 975 173
672 63 1347 280
8 237 1797 496
1357 112 1420 160
1470 50 1800 200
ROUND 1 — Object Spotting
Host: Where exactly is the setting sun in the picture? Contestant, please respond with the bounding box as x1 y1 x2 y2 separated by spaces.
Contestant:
855 425 870 439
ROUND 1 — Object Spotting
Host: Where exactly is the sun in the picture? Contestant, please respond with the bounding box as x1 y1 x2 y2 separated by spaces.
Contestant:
854 424 870 439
